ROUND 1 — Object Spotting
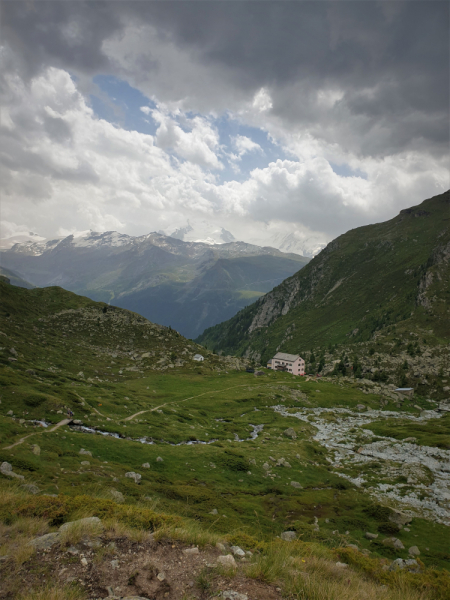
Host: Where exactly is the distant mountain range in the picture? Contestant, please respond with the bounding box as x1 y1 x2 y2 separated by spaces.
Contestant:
0 230 309 339
159 219 326 257
197 190 450 361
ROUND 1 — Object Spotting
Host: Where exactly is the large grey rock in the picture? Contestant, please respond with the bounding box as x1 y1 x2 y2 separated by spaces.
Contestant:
389 509 412 527
409 546 420 556
0 462 24 480
29 532 61 550
389 558 421 572
290 481 302 489
79 449 92 457
125 472 142 484
284 427 297 439
59 516 103 535
183 547 199 555
382 537 405 550
281 531 296 541
142 462 150 468
217 554 237 568
365 532 378 540
231 545 245 557
156 456 163 462
108 489 125 503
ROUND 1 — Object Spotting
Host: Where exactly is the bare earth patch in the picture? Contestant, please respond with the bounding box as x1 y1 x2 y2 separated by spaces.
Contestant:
0 536 282 600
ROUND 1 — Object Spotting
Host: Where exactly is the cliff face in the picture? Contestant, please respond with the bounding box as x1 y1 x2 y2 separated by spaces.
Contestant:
197 190 450 362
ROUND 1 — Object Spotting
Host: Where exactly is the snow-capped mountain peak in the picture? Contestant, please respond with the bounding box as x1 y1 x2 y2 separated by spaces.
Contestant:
164 220 236 245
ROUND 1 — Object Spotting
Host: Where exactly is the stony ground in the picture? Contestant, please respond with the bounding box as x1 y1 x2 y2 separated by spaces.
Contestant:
0 533 281 600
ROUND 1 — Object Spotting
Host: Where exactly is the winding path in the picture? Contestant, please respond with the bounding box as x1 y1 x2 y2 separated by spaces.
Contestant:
123 383 271 422
2 418 72 450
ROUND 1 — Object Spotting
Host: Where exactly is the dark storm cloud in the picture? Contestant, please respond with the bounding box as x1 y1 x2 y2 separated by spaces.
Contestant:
3 1 448 159
2 1 449 155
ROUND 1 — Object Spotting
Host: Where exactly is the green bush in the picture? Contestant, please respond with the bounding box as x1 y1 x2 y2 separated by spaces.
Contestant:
378 521 399 534
363 503 391 521
218 450 248 472
24 394 47 407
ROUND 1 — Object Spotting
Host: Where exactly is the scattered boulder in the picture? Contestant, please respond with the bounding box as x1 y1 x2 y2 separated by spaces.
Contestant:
389 509 412 527
290 481 302 489
336 562 348 568
21 484 40 495
365 532 378 540
389 558 421 573
284 427 297 439
217 554 237 569
231 546 245 557
142 462 150 469
108 489 125 503
210 508 218 515
382 537 405 550
31 444 41 456
281 531 296 541
125 472 142 484
0 462 24 480
79 449 92 457
183 547 199 555
156 456 163 462
276 457 291 468
216 542 227 553
29 532 61 550
80 461 90 466
262 463 270 471
409 546 420 556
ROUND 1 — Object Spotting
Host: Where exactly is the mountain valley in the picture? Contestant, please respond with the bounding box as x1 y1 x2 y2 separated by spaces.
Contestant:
0 275 449 599
0 232 309 340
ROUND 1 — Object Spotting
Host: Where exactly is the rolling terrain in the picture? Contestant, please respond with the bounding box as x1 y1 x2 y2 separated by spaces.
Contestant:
0 279 449 599
0 232 309 340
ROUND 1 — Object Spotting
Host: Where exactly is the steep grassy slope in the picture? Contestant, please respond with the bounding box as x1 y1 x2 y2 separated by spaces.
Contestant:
1 233 309 339
197 191 450 363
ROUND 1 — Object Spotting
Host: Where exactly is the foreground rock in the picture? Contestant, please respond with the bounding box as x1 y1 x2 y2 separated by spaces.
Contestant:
281 531 296 541
1 462 24 480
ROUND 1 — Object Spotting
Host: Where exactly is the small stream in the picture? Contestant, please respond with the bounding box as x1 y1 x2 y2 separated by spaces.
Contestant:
68 422 264 446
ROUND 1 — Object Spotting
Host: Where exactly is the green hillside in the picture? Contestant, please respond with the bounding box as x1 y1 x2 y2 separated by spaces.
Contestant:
197 191 450 364
0 277 449 599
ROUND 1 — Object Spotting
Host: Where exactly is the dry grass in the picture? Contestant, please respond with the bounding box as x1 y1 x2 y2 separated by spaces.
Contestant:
18 583 86 600
0 516 49 567
59 519 103 546
246 542 431 600
153 519 222 548
103 517 152 543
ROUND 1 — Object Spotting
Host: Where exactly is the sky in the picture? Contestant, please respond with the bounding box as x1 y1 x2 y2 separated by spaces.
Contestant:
1 0 449 255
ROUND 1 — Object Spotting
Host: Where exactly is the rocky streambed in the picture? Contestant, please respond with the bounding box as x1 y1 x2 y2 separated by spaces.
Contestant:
274 404 450 525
